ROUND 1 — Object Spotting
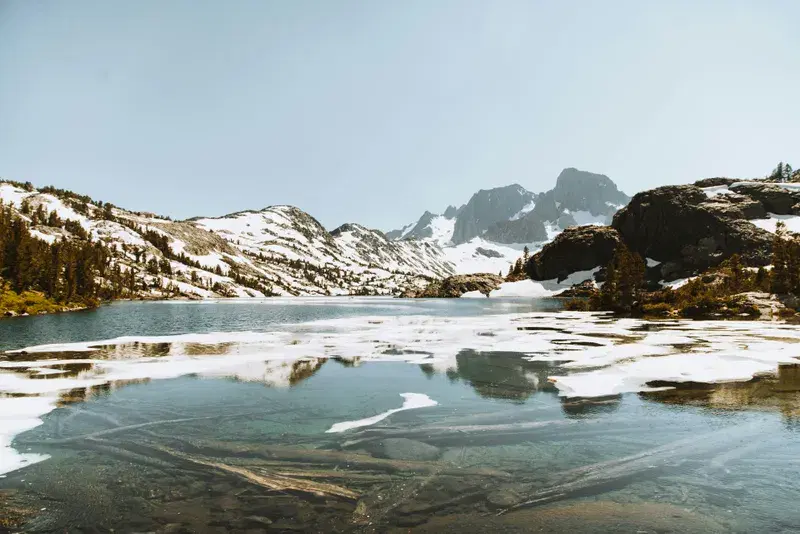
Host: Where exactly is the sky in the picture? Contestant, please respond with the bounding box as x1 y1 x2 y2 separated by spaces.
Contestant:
1 1 799 230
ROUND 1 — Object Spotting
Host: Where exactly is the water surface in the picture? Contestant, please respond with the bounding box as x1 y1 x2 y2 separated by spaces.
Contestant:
1 299 800 533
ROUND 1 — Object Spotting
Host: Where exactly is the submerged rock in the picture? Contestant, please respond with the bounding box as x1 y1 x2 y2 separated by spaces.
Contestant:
401 274 504 298
378 438 441 461
400 501 727 533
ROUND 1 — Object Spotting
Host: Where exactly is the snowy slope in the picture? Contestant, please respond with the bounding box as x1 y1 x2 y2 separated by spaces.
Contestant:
0 182 454 297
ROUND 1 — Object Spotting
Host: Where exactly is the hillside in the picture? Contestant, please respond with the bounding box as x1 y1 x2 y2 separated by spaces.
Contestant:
0 181 454 299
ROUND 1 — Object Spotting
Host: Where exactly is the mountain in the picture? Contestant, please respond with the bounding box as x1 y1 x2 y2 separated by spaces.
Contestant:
0 181 454 298
387 168 630 275
527 177 799 283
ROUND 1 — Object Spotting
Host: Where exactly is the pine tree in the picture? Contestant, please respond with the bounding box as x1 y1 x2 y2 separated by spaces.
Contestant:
594 244 644 312
771 221 790 294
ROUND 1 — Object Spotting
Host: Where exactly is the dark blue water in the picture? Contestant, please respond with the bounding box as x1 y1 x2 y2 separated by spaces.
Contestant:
0 297 563 351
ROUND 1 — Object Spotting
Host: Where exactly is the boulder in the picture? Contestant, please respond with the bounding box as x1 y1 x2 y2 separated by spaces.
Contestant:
402 273 504 298
729 182 800 215
526 226 621 281
555 279 597 298
612 185 773 275
378 438 440 461
474 247 503 258
701 193 766 220
693 177 745 188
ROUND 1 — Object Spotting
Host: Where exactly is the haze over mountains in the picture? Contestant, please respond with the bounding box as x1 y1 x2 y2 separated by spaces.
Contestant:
0 167 629 297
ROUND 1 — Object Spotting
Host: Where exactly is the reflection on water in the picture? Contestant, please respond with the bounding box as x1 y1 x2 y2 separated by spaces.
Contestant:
442 350 561 402
4 300 800 532
644 363 800 420
2 355 800 533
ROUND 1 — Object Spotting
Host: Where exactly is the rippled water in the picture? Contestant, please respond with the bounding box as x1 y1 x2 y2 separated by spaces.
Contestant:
2 299 800 533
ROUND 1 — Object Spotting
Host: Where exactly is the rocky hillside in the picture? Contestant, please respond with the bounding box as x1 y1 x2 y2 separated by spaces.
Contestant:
0 181 454 298
388 168 630 275
527 178 800 284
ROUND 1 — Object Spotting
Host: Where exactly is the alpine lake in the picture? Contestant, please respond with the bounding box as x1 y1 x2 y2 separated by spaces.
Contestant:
1 298 800 533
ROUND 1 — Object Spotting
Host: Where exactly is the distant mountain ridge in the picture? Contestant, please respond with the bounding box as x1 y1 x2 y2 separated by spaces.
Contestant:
0 167 628 299
389 168 629 246
0 182 454 298
386 168 630 275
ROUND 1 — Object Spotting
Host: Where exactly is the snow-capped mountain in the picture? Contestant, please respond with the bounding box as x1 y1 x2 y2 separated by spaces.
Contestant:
388 168 630 275
0 182 453 298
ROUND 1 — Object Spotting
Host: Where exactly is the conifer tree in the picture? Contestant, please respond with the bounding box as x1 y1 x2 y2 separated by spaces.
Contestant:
771 222 790 294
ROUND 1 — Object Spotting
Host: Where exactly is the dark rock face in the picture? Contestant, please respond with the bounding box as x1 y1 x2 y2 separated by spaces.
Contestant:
482 211 547 244
552 168 630 215
451 185 535 245
693 177 744 188
526 226 622 281
443 205 460 219
402 273 504 298
530 190 560 222
612 185 773 275
475 247 503 258
555 279 597 298
701 193 766 220
402 211 437 240
729 183 800 215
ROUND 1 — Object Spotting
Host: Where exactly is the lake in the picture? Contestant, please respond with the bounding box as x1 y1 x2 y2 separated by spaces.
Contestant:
2 298 800 533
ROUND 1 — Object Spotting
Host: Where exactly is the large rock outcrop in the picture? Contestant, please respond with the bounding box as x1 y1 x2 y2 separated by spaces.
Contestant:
402 273 504 298
611 185 773 277
729 183 800 215
526 226 622 281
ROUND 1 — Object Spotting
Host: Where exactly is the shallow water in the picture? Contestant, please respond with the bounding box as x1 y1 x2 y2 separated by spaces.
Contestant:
1 299 800 533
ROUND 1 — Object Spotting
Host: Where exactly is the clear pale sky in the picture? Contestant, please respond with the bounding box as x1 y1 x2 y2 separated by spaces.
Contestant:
1 1 798 230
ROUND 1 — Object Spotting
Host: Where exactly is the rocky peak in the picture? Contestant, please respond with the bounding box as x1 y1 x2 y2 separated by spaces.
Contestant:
451 184 536 245
552 168 630 215
443 205 460 219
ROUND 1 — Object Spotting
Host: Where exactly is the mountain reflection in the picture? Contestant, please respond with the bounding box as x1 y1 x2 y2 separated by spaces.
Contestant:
643 363 800 420
425 350 560 402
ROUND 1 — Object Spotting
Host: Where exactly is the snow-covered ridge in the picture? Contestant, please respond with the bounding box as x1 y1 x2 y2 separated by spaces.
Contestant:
0 182 454 297
386 169 629 275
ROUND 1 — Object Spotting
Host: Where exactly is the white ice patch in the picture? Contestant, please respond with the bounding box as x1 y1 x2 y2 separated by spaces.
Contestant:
0 396 56 476
4 309 800 474
325 393 438 433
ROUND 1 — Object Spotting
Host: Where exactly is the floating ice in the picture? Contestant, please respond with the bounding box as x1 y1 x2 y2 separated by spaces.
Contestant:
3 310 800 475
325 393 438 433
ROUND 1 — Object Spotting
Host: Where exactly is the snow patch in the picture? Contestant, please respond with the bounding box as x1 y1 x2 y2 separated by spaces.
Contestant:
751 213 800 234
326 393 438 433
